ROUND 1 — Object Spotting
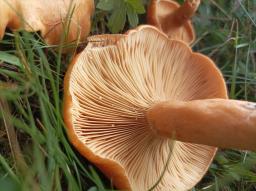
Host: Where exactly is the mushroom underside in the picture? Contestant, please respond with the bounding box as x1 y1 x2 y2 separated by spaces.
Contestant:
66 27 227 191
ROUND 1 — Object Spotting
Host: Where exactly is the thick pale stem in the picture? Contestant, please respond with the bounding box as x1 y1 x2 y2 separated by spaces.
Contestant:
162 0 200 31
147 99 256 151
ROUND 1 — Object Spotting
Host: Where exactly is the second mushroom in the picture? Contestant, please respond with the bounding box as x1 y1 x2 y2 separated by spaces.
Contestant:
0 0 94 47
147 0 200 44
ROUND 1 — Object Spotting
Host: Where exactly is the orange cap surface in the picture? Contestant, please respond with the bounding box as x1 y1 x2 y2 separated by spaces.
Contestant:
0 0 94 46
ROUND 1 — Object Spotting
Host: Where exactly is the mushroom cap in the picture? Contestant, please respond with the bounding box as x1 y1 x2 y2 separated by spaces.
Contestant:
0 0 94 46
147 0 196 44
0 0 20 39
63 25 228 190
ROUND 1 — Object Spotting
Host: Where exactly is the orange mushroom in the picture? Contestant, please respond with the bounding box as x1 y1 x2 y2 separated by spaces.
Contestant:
147 0 200 44
64 25 256 190
63 25 230 190
0 0 94 46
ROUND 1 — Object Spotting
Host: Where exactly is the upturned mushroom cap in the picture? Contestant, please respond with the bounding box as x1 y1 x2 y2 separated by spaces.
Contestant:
0 0 94 46
147 0 200 44
63 25 227 190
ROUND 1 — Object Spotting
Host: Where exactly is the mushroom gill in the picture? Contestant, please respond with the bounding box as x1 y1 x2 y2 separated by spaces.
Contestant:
64 26 227 190
0 0 94 46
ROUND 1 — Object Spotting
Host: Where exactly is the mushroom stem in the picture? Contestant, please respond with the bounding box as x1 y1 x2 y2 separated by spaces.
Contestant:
147 99 256 151
162 0 200 31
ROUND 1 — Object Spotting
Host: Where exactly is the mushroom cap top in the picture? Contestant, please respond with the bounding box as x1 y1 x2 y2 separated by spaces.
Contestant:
0 0 94 46
63 25 228 190
0 0 20 39
147 0 196 44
